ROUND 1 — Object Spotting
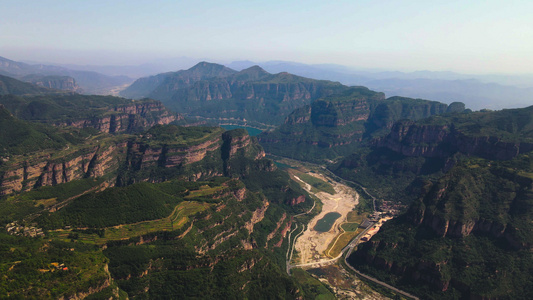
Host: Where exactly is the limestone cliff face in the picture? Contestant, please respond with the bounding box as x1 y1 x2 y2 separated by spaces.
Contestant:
259 88 459 160
259 90 382 151
0 142 124 196
374 120 533 161
24 75 83 93
55 101 181 134
0 128 268 195
123 62 346 126
406 163 533 250
125 136 222 172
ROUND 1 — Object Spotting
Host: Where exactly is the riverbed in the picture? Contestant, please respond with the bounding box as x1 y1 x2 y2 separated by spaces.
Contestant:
293 172 359 264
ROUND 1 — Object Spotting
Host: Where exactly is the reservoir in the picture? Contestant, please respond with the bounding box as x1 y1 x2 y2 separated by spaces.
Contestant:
220 125 263 136
313 212 341 232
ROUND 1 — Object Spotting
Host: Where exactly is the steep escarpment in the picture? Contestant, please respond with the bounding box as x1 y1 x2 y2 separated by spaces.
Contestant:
259 87 459 161
0 94 181 134
0 55 133 95
348 155 533 299
121 61 237 100
0 74 60 96
0 140 124 196
55 100 180 133
374 108 533 160
0 124 269 196
121 62 346 126
335 105 533 205
2 142 312 299
21 74 83 93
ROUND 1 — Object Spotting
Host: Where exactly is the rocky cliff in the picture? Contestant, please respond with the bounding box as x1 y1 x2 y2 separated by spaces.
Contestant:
334 105 533 206
0 74 58 96
0 137 125 196
55 100 181 134
348 155 533 299
121 62 346 126
0 126 269 195
0 94 181 134
374 107 533 161
259 87 460 161
22 74 83 93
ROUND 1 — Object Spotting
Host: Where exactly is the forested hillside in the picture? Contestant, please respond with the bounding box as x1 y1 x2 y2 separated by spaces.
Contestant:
121 62 347 126
259 86 465 161
0 99 320 298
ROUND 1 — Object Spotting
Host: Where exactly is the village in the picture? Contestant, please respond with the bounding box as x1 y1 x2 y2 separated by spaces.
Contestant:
5 221 45 238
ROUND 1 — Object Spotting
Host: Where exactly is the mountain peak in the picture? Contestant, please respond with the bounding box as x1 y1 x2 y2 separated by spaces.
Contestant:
186 61 237 78
233 65 270 81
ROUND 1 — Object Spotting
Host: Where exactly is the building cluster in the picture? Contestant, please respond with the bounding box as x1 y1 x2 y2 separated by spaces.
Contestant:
359 215 393 242
378 200 403 216
5 221 45 238
39 262 69 273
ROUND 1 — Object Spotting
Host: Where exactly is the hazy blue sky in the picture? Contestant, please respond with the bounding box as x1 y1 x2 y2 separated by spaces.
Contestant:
2 0 532 73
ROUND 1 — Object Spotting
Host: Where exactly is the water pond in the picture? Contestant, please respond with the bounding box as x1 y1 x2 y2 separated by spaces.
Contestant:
313 212 341 232
220 125 263 136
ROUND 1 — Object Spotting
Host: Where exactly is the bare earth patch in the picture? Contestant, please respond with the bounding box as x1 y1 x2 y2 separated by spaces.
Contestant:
293 172 358 264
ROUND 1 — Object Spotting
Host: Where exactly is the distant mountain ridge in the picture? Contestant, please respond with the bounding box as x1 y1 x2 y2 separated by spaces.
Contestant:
227 60 533 110
21 74 83 93
0 94 181 134
0 74 65 96
0 56 132 95
121 62 347 126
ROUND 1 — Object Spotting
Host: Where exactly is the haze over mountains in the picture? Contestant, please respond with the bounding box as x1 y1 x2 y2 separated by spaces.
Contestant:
1 51 532 299
3 54 533 111
0 56 133 95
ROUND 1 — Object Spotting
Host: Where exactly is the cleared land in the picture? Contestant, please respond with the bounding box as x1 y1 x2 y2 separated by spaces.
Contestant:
49 201 211 244
293 172 358 264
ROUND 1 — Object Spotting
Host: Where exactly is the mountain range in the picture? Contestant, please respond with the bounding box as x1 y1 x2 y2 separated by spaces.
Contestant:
0 56 133 95
0 54 532 299
121 62 347 127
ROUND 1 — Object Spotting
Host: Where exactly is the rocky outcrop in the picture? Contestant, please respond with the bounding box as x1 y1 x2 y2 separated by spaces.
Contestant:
122 62 346 126
374 120 533 161
55 100 181 133
0 143 122 196
0 128 266 196
23 75 83 93
244 199 270 234
259 88 460 160
287 195 306 206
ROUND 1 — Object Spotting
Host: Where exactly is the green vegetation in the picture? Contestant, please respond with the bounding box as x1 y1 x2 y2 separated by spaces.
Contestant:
0 233 110 299
291 268 336 300
290 169 335 195
349 154 533 299
0 178 105 225
0 104 95 157
259 87 458 162
50 201 212 244
36 178 235 229
0 74 57 96
142 124 223 146
341 222 360 232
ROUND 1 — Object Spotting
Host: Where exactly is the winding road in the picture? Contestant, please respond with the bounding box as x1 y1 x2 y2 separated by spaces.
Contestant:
277 156 418 300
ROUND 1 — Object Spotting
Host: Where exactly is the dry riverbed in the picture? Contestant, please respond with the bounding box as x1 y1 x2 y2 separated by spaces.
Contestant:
293 172 359 264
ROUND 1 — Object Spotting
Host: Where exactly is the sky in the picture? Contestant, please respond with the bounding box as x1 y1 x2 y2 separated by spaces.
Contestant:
1 0 532 74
